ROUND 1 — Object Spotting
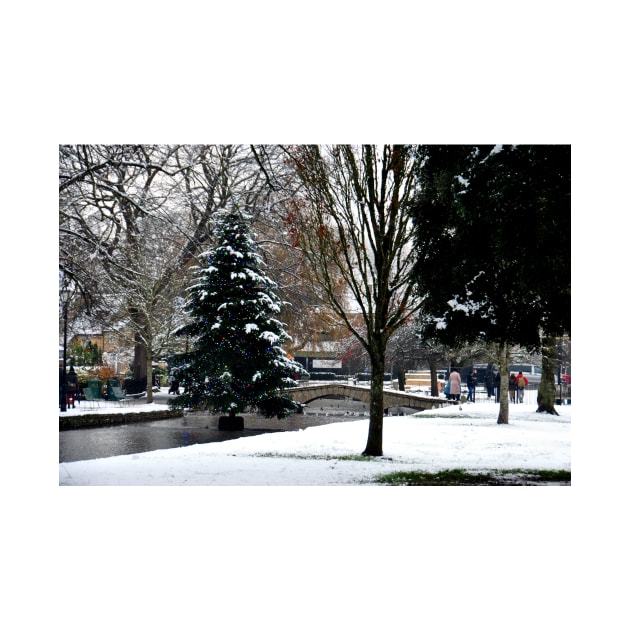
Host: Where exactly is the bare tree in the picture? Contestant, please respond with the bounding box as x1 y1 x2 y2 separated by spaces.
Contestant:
59 144 275 400
248 145 355 361
283 145 422 456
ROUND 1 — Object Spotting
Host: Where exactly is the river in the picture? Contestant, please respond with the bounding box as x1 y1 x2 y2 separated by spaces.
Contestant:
59 396 377 463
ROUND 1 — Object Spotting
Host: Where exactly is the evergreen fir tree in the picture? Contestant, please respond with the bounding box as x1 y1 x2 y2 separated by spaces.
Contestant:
169 206 305 421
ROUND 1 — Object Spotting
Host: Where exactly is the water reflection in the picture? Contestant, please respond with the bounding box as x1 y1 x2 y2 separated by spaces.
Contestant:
59 415 281 463
59 397 381 463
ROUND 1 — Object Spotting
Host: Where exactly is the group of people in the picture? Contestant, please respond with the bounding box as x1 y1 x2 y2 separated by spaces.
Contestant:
445 368 480 402
444 368 528 404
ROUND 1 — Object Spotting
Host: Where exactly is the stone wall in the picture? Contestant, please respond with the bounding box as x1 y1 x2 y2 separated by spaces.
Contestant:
59 408 184 430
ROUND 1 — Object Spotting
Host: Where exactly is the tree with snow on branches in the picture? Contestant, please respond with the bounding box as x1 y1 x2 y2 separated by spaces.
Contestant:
169 205 305 428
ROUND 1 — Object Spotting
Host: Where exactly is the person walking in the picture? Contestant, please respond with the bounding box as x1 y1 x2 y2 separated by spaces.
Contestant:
66 366 79 408
168 372 179 395
517 371 528 403
508 373 517 403
449 369 461 402
466 368 478 403
486 371 494 400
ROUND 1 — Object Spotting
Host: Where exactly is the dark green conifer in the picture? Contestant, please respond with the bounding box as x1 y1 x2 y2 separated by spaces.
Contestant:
169 206 304 419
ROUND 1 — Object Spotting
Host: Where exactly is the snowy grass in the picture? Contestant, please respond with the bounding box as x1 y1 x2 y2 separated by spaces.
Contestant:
374 467 571 485
59 400 570 486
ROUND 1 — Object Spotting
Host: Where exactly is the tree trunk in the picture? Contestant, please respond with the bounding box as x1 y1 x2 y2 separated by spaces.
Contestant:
397 370 406 392
429 358 439 397
497 342 510 424
536 336 559 415
145 344 154 404
219 408 245 430
363 352 385 456
132 336 147 381
394 357 406 391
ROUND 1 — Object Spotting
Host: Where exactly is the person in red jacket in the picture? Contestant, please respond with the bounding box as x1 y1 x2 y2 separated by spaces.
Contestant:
516 371 529 403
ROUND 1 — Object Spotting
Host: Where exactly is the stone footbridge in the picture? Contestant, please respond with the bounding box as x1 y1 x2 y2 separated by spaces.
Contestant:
288 383 457 412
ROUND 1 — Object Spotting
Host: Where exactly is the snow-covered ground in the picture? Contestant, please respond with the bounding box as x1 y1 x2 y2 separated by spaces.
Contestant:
59 400 570 486
53 397 587 628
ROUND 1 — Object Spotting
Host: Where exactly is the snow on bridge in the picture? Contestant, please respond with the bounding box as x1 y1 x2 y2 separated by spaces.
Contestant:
289 383 457 412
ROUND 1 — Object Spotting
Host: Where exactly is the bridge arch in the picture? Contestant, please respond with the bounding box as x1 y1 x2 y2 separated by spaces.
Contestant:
289 383 455 413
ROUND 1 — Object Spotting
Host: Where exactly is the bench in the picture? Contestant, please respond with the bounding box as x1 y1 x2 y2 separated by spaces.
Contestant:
82 388 102 409
108 385 132 407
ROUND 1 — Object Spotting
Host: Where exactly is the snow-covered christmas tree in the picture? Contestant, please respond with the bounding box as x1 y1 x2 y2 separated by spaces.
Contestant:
169 205 305 428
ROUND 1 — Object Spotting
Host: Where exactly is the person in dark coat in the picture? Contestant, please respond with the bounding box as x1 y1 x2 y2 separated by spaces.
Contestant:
466 369 478 402
168 372 180 395
508 373 517 403
66 366 79 408
486 372 494 399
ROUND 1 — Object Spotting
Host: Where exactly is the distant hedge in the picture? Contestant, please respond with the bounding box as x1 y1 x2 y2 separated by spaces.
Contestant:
308 372 346 381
